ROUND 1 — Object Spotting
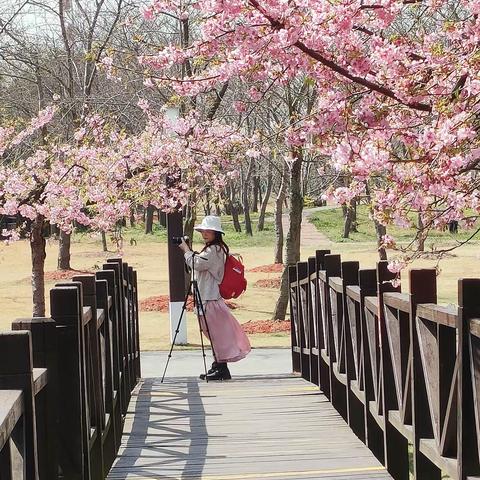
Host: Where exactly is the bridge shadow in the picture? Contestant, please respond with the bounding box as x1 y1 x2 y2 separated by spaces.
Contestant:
111 376 226 479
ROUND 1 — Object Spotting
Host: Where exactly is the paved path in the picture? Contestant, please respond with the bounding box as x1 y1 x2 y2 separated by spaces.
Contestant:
140 348 291 379
275 206 333 248
298 207 333 247
109 352 392 480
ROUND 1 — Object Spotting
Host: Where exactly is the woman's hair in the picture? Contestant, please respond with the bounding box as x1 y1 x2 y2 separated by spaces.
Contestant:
202 231 229 256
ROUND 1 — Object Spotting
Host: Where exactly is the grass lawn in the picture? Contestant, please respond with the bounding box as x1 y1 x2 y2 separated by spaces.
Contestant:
309 205 477 244
2 208 480 351
0 217 287 351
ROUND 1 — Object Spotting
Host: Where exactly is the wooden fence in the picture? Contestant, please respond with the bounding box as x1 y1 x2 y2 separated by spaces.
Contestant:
290 250 480 480
0 258 141 479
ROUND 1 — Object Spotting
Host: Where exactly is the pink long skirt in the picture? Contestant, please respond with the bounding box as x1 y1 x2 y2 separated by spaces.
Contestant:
198 299 251 363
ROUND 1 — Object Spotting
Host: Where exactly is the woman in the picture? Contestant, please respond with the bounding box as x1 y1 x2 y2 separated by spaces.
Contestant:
179 215 251 380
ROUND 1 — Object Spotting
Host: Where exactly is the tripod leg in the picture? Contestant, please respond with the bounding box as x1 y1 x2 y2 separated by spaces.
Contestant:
193 282 209 381
161 280 192 383
195 286 218 363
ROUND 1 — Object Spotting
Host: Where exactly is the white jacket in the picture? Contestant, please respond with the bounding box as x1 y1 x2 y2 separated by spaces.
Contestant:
184 245 226 302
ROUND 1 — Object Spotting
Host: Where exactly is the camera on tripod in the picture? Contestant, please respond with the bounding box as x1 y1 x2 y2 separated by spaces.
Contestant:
171 235 189 245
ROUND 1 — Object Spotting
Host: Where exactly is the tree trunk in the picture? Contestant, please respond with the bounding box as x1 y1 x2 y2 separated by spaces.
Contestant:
342 200 357 239
243 160 254 236
145 203 155 234
232 202 242 232
227 183 242 232
184 201 196 244
31 215 46 317
351 200 358 232
273 155 303 320
130 207 136 227
101 232 108 252
274 164 288 264
365 183 387 260
224 193 232 215
375 221 387 260
159 210 167 228
252 175 260 213
417 213 425 252
57 230 71 270
204 188 212 216
258 163 273 232
215 200 221 216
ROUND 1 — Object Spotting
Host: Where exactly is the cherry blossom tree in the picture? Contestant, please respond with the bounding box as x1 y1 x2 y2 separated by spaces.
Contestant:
0 104 249 315
137 0 480 316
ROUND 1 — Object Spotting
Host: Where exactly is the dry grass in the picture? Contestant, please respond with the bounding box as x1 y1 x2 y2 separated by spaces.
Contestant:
1 233 479 350
0 235 289 350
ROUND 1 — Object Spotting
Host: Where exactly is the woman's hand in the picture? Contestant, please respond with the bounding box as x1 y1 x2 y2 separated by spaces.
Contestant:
178 237 190 253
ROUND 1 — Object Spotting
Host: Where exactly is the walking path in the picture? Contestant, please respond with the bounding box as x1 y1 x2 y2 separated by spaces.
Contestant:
276 206 333 248
298 207 333 247
108 352 392 480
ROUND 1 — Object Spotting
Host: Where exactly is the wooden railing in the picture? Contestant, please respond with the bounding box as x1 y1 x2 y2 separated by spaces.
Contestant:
0 258 140 479
290 250 480 480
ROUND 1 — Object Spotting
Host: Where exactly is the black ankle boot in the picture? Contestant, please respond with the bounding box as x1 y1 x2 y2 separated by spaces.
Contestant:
199 361 218 380
201 363 231 381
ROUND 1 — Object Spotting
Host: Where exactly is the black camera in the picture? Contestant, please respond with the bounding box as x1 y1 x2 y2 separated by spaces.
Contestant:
171 235 189 245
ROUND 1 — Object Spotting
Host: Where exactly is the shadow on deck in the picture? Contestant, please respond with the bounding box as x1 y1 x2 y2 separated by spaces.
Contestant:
108 374 392 479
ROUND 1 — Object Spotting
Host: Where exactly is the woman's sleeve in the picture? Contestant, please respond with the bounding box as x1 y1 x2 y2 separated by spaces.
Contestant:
184 247 217 272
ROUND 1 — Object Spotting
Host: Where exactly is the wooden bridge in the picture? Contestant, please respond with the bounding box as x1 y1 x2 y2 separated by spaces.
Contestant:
1 251 480 479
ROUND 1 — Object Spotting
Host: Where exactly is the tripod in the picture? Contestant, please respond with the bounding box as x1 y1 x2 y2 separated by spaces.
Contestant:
161 251 217 383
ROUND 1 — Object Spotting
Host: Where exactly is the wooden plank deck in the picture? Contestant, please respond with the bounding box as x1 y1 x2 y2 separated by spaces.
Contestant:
108 374 392 479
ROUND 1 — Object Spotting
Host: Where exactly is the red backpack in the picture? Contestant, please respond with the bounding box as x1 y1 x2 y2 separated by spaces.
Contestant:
219 254 247 299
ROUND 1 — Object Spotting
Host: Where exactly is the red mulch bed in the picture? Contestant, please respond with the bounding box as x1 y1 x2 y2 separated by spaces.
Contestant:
248 263 284 273
140 295 238 312
45 269 93 281
254 278 281 289
242 320 290 334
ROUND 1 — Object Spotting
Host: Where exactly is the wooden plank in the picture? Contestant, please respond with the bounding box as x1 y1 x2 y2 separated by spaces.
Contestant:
388 410 413 442
419 438 457 479
365 296 378 314
0 391 23 451
329 277 343 293
383 293 409 312
82 306 92 326
346 285 361 303
470 318 480 338
108 376 392 480
32 368 48 396
416 303 457 328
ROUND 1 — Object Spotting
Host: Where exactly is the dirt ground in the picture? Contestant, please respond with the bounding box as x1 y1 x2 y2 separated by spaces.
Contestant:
1 227 479 350
0 236 288 350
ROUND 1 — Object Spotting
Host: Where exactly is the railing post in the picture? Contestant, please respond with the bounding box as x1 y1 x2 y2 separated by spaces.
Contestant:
377 261 409 479
289 265 300 374
315 249 331 396
50 285 88 480
95 276 117 475
73 275 105 480
96 269 123 450
297 261 310 381
324 254 342 416
122 262 135 392
458 278 480 479
105 259 131 412
11 318 58 480
341 261 361 438
307 256 319 386
409 269 441 480
0 331 39 480
358 269 381 459
132 269 141 381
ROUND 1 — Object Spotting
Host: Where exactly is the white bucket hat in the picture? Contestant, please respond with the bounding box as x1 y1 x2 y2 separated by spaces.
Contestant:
194 215 225 234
